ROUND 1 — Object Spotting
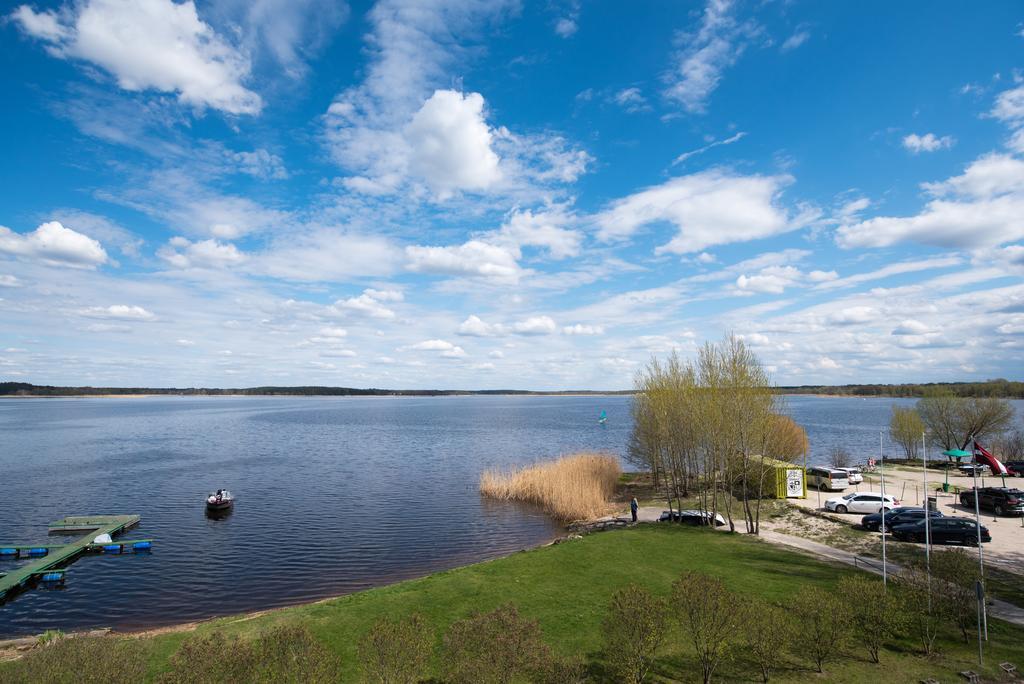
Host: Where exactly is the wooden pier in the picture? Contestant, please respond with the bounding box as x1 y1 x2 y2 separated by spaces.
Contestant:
0 515 148 601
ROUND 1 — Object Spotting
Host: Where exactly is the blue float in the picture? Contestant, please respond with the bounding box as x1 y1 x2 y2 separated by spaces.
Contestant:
102 544 121 553
0 548 16 557
41 573 63 582
28 548 48 556
132 541 151 551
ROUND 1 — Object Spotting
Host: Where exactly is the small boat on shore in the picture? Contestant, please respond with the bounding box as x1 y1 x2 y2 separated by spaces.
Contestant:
206 489 234 512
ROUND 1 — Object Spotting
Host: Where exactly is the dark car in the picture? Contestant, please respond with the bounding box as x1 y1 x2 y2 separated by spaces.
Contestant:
658 510 727 526
891 517 991 545
958 487 1024 516
861 507 942 532
1005 461 1024 477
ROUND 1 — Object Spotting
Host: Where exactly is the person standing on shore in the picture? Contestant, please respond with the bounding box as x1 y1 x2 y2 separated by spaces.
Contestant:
630 497 639 523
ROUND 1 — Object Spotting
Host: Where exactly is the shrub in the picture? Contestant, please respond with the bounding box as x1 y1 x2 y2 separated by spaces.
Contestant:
358 613 432 684
0 634 148 684
159 624 340 683
442 604 551 684
789 587 850 673
601 585 667 684
837 576 906 663
930 549 981 643
480 453 621 521
672 572 741 684
739 599 795 682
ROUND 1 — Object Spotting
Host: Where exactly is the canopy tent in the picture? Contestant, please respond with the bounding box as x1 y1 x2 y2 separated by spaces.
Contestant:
941 448 972 461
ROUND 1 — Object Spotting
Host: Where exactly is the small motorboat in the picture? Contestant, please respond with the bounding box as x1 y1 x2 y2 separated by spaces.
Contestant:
206 489 234 512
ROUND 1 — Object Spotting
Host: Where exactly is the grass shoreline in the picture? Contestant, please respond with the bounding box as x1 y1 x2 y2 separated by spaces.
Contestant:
5 525 1024 683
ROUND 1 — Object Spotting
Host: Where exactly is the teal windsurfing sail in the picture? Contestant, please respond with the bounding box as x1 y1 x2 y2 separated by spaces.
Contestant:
598 410 607 425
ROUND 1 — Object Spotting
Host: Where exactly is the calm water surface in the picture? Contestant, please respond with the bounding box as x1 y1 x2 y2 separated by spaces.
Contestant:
0 394 1020 636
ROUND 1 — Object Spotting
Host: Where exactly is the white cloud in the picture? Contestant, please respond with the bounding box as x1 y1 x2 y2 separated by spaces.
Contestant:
562 323 605 335
495 208 581 259
664 0 755 113
406 339 466 358
405 90 502 198
0 221 108 268
814 356 840 370
457 315 557 337
612 87 649 113
0 275 23 287
991 84 1024 124
232 149 288 179
319 327 348 338
12 0 261 115
836 154 1024 249
80 304 156 321
488 350 504 359
827 306 876 325
406 240 522 283
512 316 557 335
331 289 401 319
554 17 577 38
902 133 955 153
176 339 195 346
253 231 401 282
596 169 810 254
672 131 746 165
159 237 245 269
780 30 810 52
892 319 931 335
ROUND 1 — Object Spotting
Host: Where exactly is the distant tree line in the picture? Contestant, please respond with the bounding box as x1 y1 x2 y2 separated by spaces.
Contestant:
0 382 632 398
780 379 1024 398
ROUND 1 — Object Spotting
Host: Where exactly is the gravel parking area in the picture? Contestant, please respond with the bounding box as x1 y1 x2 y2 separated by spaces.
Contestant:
793 466 1024 572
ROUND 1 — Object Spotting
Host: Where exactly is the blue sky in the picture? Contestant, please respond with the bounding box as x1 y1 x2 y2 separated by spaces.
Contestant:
1 0 1023 390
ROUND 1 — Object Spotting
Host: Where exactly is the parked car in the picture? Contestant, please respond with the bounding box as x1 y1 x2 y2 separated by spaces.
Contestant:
1004 461 1024 477
958 487 1024 516
861 507 942 532
807 466 850 491
891 517 991 545
825 492 900 514
958 463 990 476
837 467 864 484
658 510 727 527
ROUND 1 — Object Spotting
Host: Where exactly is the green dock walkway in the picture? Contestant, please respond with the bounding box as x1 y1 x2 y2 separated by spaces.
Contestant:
0 515 142 601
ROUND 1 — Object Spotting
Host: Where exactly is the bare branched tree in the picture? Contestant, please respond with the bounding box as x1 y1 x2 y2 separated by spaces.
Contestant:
917 390 1014 450
602 585 667 684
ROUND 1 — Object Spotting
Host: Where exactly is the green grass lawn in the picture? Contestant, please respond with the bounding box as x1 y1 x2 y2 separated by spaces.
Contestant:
4 524 1022 682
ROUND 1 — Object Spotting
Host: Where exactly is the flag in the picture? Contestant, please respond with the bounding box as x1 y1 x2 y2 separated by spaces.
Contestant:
973 441 1009 476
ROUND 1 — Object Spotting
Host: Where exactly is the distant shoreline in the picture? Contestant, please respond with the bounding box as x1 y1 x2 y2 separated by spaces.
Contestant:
2 380 1022 399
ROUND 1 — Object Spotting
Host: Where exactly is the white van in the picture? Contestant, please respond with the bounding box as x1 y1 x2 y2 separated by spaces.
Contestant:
807 466 850 491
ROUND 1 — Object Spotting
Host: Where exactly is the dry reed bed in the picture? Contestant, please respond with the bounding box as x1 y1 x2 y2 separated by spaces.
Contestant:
479 453 622 522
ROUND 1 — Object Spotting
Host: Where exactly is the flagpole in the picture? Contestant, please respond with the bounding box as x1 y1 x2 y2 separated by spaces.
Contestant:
922 432 930 570
880 430 886 588
970 437 987 641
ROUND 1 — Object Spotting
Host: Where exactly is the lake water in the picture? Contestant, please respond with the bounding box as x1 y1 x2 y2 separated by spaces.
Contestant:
1 394 1021 636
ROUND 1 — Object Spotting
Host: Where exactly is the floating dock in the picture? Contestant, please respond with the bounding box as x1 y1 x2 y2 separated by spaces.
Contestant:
0 515 151 602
